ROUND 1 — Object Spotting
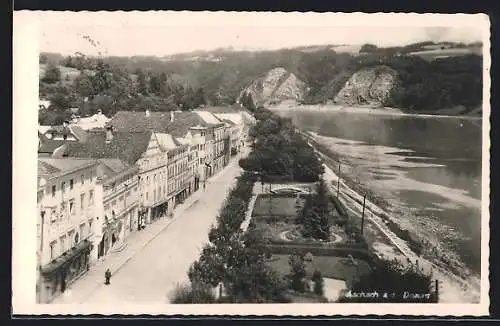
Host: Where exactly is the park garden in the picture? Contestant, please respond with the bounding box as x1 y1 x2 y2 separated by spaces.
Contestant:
172 105 436 303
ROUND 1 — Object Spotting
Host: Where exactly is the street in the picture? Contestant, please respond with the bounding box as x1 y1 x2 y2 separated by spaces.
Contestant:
74 154 245 304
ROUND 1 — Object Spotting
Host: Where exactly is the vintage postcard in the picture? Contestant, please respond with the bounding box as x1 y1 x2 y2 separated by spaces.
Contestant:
12 11 490 316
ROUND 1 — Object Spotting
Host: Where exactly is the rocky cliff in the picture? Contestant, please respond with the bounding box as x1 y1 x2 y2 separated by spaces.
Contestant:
239 67 309 106
334 66 398 107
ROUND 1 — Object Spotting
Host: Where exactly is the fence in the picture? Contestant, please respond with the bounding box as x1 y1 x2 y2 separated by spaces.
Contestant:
262 243 372 260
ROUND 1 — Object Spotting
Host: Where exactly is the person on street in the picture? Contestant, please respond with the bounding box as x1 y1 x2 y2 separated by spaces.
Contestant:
105 269 111 285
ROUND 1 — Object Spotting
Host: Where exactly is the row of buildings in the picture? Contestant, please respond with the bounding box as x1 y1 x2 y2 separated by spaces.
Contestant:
36 107 256 303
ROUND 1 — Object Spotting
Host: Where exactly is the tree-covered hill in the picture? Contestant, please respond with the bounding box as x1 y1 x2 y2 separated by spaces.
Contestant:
38 41 483 125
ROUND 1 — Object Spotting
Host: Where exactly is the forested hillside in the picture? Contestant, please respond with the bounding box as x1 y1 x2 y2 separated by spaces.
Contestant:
38 41 483 125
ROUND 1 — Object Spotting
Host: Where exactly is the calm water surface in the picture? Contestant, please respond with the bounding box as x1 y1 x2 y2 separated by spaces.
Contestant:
275 108 483 275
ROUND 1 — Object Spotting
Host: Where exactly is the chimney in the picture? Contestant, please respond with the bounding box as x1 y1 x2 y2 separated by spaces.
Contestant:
105 125 113 143
145 110 150 117
97 109 102 116
62 120 69 128
170 111 174 122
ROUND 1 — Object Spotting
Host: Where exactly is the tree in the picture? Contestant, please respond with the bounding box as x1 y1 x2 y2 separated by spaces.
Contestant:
312 270 324 296
170 281 216 304
194 87 207 108
39 54 48 64
42 64 61 84
300 179 330 240
149 73 162 95
288 254 307 293
359 44 379 53
73 73 95 98
338 259 436 303
92 60 114 93
135 68 149 95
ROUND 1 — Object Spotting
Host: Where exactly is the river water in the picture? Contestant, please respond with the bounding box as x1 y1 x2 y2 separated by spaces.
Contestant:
273 106 483 278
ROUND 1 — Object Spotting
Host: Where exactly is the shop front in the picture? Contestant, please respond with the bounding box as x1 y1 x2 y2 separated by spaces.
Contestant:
98 215 124 259
137 206 147 230
40 239 92 303
151 200 168 221
194 175 200 191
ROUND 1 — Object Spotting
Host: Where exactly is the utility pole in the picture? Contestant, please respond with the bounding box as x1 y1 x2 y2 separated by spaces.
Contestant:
435 279 440 303
337 163 341 197
361 195 366 235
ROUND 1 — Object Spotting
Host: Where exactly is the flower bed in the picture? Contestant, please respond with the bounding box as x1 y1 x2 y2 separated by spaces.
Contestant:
252 194 306 218
267 254 372 286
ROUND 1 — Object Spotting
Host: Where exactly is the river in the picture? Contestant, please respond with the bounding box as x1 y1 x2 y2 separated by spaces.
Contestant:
272 106 483 279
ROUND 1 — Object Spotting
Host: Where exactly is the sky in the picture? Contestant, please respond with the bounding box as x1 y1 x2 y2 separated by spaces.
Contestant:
28 12 488 57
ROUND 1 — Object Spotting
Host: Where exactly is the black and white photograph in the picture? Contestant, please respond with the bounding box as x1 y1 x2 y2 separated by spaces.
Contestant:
12 11 490 316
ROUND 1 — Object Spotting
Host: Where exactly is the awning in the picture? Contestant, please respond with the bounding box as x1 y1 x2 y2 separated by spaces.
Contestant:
41 239 92 275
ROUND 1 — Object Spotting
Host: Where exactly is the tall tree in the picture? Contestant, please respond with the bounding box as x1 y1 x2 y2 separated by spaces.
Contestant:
194 87 207 108
135 68 149 95
92 60 113 93
288 254 307 293
41 64 61 84
73 73 95 99
312 270 325 296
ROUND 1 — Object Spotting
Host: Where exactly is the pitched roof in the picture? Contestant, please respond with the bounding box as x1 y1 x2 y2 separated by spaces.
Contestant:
38 160 61 175
98 158 131 174
38 139 66 154
38 158 98 179
58 130 153 165
109 110 224 137
213 113 243 125
38 125 51 134
195 111 223 124
44 125 88 142
68 125 89 142
108 111 174 133
197 105 245 113
155 133 181 151
221 119 236 126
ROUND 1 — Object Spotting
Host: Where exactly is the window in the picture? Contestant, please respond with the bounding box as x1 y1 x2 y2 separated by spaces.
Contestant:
51 185 56 197
69 179 74 190
146 192 148 200
61 181 66 194
68 230 75 247
60 202 66 220
89 190 94 205
80 193 85 210
60 235 66 253
69 199 75 215
79 223 85 239
50 241 56 260
50 208 57 223
81 174 84 185
88 218 93 234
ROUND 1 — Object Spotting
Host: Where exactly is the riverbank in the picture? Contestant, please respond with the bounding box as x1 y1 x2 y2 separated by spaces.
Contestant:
271 104 483 120
301 130 481 303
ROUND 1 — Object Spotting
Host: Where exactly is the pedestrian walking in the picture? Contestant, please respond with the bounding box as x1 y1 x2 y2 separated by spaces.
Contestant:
105 268 111 285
